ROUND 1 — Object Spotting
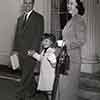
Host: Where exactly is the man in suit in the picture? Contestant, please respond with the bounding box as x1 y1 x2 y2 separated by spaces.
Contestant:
12 0 44 99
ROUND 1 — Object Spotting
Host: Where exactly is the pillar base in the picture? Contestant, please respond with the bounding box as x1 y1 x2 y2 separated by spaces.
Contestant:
81 56 100 73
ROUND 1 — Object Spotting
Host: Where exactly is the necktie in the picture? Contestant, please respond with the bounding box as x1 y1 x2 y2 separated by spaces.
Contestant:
23 14 27 27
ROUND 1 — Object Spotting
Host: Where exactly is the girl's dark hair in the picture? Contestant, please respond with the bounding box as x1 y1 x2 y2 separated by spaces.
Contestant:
41 33 56 44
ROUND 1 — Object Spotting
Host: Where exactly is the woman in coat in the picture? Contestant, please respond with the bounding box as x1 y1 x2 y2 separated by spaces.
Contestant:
56 0 87 100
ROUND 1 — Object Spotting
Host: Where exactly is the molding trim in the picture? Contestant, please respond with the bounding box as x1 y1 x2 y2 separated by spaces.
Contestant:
0 53 9 65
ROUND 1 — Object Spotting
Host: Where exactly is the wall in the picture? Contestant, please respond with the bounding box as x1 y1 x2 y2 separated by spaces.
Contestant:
0 0 20 65
0 0 51 65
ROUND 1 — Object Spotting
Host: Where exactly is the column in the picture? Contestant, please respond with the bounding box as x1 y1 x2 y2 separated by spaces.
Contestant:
51 0 61 39
34 0 51 33
81 0 99 73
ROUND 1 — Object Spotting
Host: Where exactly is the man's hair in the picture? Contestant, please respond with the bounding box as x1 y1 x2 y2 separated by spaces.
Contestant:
23 0 35 5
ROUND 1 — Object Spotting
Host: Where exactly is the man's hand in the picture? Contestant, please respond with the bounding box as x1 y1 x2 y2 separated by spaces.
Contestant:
27 50 36 56
11 51 18 56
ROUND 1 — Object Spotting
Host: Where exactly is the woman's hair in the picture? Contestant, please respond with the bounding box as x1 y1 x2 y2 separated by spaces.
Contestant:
41 33 56 44
66 0 85 21
76 0 85 16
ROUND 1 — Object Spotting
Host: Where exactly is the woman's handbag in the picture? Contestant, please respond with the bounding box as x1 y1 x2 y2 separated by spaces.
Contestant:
56 45 70 75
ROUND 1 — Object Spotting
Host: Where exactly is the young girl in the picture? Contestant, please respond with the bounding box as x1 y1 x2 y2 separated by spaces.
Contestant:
28 33 57 92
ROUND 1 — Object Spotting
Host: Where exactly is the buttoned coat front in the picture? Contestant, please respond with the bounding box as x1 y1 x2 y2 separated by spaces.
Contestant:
32 47 56 91
56 15 86 100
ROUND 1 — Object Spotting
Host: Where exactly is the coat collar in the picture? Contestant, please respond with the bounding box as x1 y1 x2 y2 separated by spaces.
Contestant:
42 47 55 55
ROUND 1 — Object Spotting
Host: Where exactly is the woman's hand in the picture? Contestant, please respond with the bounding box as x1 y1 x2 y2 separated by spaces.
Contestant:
56 40 65 47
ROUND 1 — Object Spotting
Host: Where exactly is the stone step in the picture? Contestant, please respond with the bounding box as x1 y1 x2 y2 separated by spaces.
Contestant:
0 65 21 82
79 72 100 100
0 74 21 82
79 77 100 89
78 96 90 100
79 88 100 100
80 72 100 81
80 72 100 89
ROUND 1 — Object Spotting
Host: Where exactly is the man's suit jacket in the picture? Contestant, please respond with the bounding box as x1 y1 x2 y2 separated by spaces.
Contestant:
12 10 44 97
13 10 44 53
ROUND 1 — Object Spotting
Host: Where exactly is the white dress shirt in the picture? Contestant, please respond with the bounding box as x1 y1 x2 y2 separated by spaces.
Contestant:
25 10 33 21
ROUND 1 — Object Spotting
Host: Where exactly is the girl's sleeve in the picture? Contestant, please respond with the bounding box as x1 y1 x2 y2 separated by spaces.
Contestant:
32 52 41 61
47 52 57 67
48 53 56 64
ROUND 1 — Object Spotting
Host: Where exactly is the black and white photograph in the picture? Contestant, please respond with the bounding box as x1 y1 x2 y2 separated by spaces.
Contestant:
0 0 100 100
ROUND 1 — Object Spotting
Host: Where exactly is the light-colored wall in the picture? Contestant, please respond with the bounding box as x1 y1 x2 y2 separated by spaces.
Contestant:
0 0 20 65
0 0 51 65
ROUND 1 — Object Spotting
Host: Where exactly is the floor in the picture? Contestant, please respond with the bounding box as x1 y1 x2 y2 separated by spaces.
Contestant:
0 65 100 100
0 65 48 100
0 65 21 81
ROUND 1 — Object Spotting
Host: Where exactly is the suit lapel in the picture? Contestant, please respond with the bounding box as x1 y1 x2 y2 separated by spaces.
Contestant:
22 11 34 30
17 15 25 31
